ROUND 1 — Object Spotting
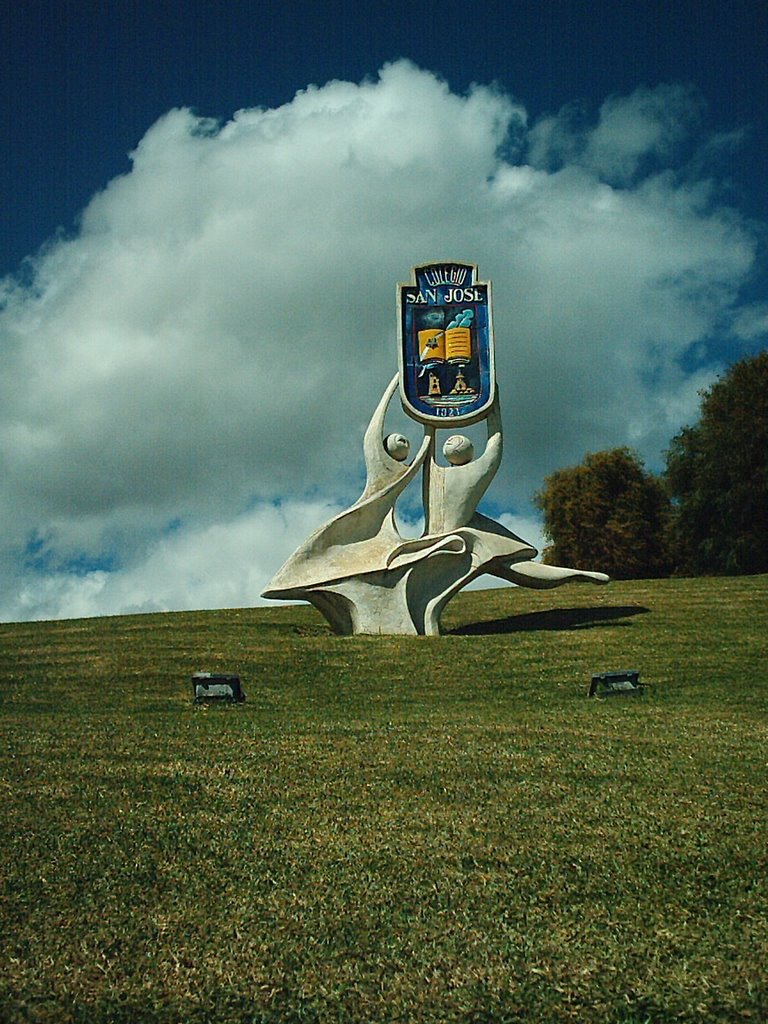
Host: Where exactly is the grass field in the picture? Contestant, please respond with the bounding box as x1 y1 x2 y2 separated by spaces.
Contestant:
1 576 767 1024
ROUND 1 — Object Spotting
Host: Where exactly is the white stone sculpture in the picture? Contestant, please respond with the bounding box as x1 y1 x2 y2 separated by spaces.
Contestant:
262 373 609 635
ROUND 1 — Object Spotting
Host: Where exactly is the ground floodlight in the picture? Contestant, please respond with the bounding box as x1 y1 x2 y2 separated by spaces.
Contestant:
192 672 245 704
589 670 643 698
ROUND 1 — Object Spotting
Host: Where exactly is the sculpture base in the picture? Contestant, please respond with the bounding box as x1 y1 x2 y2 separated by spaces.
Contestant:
274 553 610 637
290 546 477 636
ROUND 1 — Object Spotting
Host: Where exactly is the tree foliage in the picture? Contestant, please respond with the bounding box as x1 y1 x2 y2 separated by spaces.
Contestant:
664 350 768 575
534 448 672 579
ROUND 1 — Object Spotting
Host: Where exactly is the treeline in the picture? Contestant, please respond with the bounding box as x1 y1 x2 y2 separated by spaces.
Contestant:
534 350 768 578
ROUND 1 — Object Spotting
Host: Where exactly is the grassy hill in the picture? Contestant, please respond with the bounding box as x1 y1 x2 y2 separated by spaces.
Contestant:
1 577 767 1024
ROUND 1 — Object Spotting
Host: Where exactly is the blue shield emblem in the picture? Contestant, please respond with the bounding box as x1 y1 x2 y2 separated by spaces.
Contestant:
397 262 496 425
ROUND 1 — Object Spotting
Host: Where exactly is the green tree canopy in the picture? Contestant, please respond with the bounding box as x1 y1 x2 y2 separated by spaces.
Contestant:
534 448 672 579
664 350 768 575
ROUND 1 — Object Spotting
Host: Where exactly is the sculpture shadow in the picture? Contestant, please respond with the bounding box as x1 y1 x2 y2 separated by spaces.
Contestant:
450 604 650 636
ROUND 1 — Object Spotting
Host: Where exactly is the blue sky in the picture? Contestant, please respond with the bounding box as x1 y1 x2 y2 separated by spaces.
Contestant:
1 1 767 620
4 1 767 278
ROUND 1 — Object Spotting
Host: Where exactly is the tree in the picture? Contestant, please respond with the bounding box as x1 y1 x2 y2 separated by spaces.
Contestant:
664 350 768 575
534 448 672 579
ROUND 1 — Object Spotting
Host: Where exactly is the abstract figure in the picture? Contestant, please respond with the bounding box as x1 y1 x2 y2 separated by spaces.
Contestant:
262 374 608 635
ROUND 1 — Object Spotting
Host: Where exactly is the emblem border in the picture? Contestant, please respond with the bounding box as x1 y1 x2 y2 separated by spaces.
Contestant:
396 261 496 427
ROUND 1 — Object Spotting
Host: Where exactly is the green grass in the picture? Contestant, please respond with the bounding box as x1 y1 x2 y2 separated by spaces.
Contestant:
1 577 767 1024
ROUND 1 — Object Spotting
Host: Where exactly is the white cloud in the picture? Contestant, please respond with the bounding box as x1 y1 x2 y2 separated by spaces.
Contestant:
2 499 341 622
527 84 706 184
0 62 762 621
732 303 768 342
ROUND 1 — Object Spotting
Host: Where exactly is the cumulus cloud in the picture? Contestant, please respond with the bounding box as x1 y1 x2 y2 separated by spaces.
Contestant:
528 84 707 184
0 61 763 621
4 499 342 622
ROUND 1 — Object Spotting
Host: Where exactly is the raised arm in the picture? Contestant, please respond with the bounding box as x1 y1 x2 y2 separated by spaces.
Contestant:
359 374 400 497
425 393 504 533
479 393 503 474
456 393 503 499
359 373 429 502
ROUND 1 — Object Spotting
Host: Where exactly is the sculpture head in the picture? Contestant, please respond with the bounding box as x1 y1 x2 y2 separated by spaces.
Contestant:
384 433 410 462
443 434 474 465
